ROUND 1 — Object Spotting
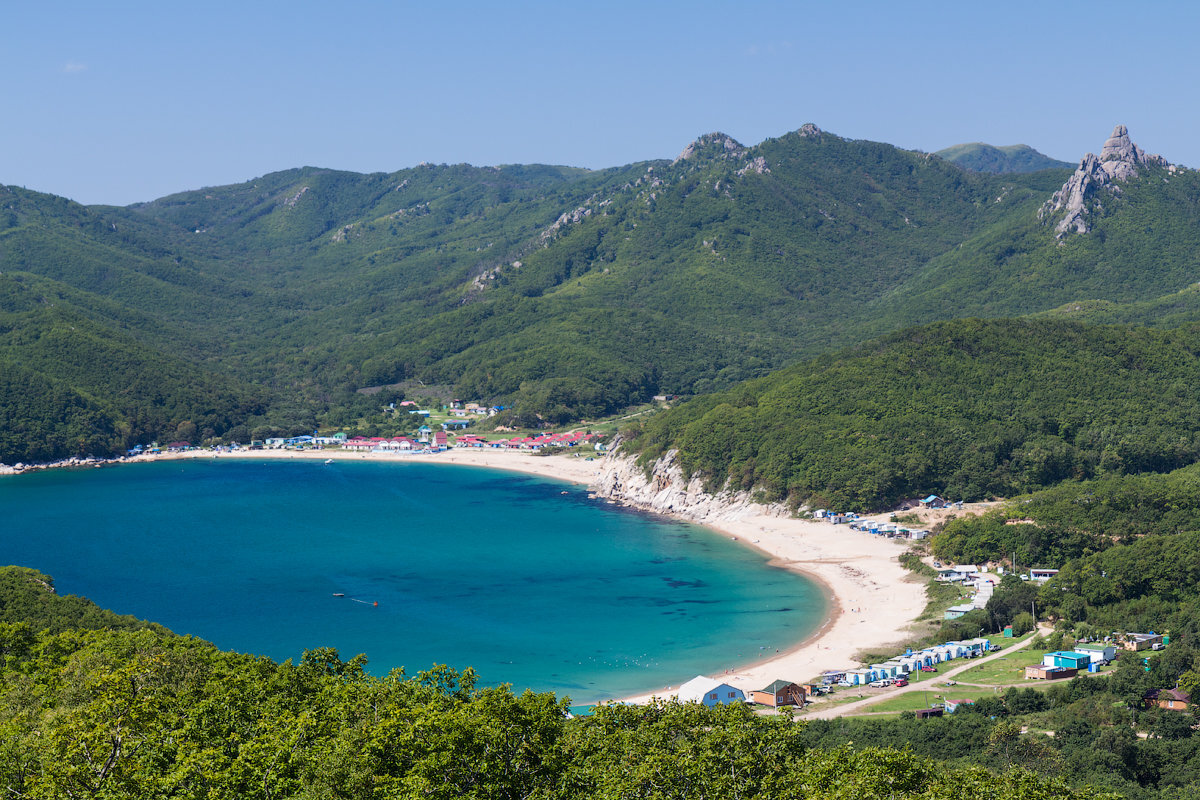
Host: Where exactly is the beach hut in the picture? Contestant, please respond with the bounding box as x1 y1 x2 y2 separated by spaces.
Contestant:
845 668 871 686
677 676 746 707
750 681 806 708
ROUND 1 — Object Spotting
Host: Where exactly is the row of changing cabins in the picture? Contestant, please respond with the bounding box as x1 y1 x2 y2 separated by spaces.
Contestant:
672 634 1168 711
670 637 996 710
822 637 994 687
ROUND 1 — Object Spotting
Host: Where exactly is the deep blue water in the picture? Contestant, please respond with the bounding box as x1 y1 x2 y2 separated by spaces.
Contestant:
0 458 826 701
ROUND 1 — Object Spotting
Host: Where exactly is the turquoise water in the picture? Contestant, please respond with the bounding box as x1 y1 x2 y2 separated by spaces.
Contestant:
0 458 826 701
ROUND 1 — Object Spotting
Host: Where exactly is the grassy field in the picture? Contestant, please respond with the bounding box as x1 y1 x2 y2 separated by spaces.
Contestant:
954 648 1047 685
862 689 989 714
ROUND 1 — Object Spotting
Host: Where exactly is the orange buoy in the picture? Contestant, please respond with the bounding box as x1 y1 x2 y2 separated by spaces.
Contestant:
373 601 378 607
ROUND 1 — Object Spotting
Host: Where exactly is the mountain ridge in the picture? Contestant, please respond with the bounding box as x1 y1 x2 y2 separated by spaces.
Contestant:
935 142 1072 173
3 122 1199 462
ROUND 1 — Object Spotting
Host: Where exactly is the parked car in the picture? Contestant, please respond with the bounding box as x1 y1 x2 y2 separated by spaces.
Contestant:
919 666 937 672
944 680 957 686
894 677 909 687
868 679 893 688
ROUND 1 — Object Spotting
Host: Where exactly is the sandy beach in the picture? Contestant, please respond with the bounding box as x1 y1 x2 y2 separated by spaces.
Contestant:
155 446 937 700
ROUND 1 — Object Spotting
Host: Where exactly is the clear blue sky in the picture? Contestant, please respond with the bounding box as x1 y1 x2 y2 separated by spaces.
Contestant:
6 0 1200 206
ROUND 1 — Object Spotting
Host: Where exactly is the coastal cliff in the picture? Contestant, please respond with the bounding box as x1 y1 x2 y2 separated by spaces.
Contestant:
593 447 788 524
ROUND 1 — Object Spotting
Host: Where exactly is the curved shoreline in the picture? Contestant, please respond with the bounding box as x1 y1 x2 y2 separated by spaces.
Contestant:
5 447 929 702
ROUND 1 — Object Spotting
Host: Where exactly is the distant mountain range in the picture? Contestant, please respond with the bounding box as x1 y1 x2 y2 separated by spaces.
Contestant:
934 142 1073 173
3 123 1199 464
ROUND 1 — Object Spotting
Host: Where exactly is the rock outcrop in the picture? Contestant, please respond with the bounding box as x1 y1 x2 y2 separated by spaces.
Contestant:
593 447 788 525
674 132 745 163
1039 125 1169 238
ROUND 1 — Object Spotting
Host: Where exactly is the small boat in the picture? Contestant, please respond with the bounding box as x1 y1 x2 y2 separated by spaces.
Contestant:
324 458 334 465
332 593 345 597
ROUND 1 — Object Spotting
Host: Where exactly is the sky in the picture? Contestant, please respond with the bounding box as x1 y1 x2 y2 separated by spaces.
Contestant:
5 0 1200 206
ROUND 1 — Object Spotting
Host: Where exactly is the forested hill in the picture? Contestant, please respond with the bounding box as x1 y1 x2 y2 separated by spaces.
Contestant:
624 318 1200 511
935 142 1073 173
3 123 1200 462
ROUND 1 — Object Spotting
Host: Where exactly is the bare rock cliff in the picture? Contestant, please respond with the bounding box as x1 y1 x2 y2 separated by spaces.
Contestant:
1039 124 1170 238
593 448 788 524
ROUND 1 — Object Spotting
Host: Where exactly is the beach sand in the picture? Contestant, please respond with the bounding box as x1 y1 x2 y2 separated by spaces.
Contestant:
152 446 936 699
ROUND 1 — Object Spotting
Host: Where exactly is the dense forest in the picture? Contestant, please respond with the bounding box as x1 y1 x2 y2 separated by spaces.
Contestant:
624 318 1200 510
5 123 1200 463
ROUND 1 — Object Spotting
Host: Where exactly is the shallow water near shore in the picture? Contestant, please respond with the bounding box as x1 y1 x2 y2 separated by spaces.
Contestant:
1 458 825 700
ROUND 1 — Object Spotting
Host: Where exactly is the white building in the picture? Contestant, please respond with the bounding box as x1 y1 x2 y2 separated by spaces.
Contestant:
676 675 746 707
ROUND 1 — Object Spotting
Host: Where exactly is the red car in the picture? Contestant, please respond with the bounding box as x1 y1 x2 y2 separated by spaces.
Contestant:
894 678 909 687
919 666 937 672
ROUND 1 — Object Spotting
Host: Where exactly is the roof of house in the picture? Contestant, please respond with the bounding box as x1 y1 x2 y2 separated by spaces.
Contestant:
1147 688 1191 703
758 680 799 694
678 675 742 702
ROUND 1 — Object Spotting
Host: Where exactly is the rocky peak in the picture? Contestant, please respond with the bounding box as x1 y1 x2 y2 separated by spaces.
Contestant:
797 123 823 139
1099 124 1168 180
674 132 745 164
1039 125 1170 238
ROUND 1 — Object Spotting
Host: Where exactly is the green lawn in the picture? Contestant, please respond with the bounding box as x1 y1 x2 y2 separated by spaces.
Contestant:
952 649 1045 685
860 689 986 714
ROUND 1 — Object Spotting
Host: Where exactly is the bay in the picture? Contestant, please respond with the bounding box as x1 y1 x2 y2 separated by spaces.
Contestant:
0 458 826 701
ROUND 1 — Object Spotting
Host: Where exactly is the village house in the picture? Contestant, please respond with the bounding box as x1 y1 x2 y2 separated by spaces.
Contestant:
944 604 975 620
677 675 746 707
1145 688 1191 711
1073 643 1117 665
1028 568 1060 582
936 566 979 583
750 681 806 708
1122 633 1165 651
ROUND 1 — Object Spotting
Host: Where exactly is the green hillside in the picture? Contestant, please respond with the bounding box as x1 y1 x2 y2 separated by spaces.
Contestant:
4 123 1200 461
936 142 1073 173
880 161 1200 327
0 271 265 462
625 318 1200 511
